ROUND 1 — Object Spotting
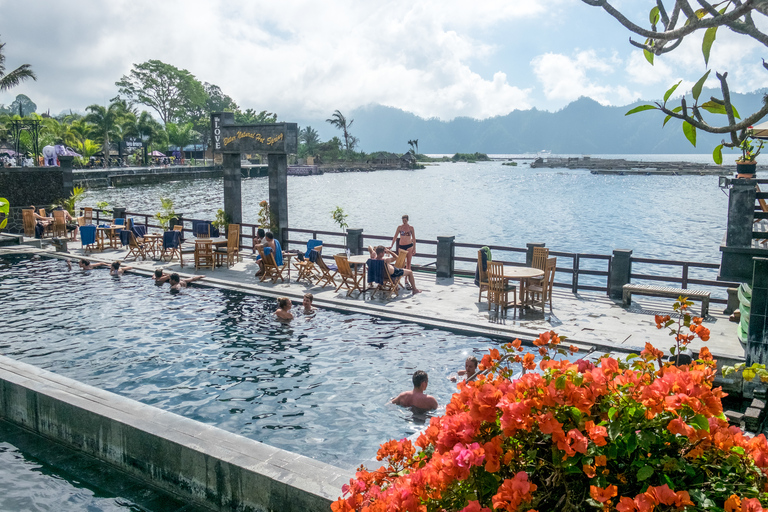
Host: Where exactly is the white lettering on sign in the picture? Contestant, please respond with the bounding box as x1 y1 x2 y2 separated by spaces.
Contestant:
213 117 221 149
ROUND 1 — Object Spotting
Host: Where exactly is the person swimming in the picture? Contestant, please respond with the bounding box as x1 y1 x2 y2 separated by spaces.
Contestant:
275 296 294 320
391 370 437 410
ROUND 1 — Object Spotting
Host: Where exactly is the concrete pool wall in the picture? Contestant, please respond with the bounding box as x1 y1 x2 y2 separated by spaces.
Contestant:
0 355 351 512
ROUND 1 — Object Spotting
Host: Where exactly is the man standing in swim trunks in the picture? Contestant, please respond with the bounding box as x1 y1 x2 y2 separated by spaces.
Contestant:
390 214 415 270
368 245 421 294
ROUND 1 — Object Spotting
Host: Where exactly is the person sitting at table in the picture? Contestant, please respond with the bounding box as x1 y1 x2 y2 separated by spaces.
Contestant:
154 269 170 285
109 261 132 276
255 231 277 277
275 296 294 321
368 245 421 294
168 273 204 294
78 259 108 270
253 228 266 252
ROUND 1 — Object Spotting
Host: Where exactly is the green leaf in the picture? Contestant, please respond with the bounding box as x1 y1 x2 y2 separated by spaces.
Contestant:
626 105 657 116
744 368 757 381
683 122 697 147
649 6 660 24
664 80 682 103
644 48 654 65
626 354 638 360
637 465 655 481
690 414 710 432
570 407 582 422
732 446 745 455
608 407 617 420
609 419 621 441
692 70 711 101
701 101 727 115
671 346 676 354
702 27 717 66
713 144 724 165
626 434 638 454
555 375 566 390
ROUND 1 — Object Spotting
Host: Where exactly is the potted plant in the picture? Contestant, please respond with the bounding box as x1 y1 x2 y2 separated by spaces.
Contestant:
736 133 763 178
212 208 230 235
155 197 178 231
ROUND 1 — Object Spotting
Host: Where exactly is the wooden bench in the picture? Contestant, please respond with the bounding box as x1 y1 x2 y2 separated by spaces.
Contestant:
622 284 710 317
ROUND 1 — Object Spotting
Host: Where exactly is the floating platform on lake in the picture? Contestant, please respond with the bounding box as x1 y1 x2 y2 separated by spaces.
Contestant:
530 156 737 176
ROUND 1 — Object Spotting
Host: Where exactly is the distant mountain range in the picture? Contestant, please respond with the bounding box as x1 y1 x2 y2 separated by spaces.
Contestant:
292 88 767 155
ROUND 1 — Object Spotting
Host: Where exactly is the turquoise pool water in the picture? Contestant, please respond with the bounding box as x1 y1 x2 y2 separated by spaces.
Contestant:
0 254 516 468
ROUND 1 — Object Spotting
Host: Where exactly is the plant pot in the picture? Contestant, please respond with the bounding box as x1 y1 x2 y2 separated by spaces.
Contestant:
736 161 757 178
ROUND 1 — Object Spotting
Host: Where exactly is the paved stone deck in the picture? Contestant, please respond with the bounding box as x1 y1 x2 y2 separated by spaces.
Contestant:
4 236 743 364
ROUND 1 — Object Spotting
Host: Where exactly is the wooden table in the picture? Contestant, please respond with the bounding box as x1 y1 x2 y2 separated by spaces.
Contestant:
141 233 162 259
96 225 122 250
502 266 544 308
347 255 369 294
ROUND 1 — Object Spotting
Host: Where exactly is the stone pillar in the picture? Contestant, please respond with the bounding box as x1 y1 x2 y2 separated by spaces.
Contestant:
526 242 546 267
726 179 756 247
58 156 74 196
112 207 126 221
346 228 364 255
223 153 242 228
436 236 455 278
747 257 768 366
609 249 633 300
268 153 288 247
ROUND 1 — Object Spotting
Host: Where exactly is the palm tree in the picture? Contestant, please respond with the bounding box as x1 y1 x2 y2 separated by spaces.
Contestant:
166 122 198 162
300 125 320 155
0 40 36 92
75 139 102 159
326 110 354 151
68 119 92 152
407 139 419 155
84 102 129 166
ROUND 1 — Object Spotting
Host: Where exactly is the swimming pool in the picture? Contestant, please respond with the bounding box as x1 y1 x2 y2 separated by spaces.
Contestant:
0 254 514 468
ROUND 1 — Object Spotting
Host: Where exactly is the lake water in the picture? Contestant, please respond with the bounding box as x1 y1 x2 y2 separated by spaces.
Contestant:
81 155 730 265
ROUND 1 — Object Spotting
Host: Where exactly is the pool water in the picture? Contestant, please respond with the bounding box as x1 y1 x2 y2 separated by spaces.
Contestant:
0 254 519 468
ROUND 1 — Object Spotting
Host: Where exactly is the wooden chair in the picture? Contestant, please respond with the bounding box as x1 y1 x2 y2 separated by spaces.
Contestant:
214 224 240 268
315 254 338 288
477 250 489 302
83 207 93 225
294 248 320 283
526 257 556 312
52 210 67 238
260 248 287 283
334 254 363 296
367 258 401 299
487 261 517 315
194 239 215 270
38 208 46 217
531 247 549 270
160 230 184 266
125 231 148 261
22 209 35 237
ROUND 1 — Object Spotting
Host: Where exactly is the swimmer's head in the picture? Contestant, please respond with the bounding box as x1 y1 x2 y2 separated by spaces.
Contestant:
79 259 89 268
169 273 180 285
277 297 291 310
465 356 478 376
111 261 120 270
412 370 428 389
303 293 313 306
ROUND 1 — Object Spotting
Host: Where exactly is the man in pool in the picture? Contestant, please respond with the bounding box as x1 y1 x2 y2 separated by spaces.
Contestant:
368 245 421 294
168 273 204 293
302 293 317 315
450 356 479 383
154 269 170 285
110 261 132 276
78 259 108 270
392 370 437 410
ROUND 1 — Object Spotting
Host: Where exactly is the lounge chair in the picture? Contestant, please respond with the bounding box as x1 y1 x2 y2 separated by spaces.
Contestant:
333 254 363 296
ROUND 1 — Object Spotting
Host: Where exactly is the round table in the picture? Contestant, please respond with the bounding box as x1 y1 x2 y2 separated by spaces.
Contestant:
347 255 369 295
501 266 544 308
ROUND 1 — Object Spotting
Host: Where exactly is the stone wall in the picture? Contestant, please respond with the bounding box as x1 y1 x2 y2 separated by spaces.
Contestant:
0 355 350 512
0 167 68 233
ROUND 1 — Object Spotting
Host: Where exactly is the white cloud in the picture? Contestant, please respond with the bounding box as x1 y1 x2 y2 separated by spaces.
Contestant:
531 50 639 106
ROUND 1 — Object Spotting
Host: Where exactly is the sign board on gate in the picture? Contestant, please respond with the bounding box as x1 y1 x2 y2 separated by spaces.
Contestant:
210 113 297 155
125 137 142 149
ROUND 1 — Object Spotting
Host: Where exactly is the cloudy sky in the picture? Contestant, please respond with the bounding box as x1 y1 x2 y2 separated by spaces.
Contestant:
1 0 765 121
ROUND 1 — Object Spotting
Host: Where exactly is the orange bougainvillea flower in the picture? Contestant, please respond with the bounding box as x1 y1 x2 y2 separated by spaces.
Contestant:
585 420 608 447
641 342 665 362
459 500 491 512
511 338 522 351
595 455 607 466
724 495 742 512
616 496 637 512
522 353 536 370
742 498 764 512
590 485 618 503
655 314 671 328
582 464 597 478
699 346 713 361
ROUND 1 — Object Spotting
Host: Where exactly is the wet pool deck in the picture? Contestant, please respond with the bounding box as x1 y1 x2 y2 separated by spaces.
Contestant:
6 238 744 364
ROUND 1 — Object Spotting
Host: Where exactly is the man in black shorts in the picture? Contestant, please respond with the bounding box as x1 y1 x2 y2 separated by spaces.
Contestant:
368 245 421 294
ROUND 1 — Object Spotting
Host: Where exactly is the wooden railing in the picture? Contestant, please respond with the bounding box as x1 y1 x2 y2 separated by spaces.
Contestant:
87 209 738 305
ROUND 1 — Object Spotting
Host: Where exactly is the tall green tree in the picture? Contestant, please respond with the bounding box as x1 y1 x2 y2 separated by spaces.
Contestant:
8 94 36 116
0 39 36 92
116 60 206 125
84 101 130 163
299 126 320 155
326 110 355 151
234 108 277 124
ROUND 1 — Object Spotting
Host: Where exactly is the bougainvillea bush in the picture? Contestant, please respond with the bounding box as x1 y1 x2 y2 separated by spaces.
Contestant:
332 328 768 512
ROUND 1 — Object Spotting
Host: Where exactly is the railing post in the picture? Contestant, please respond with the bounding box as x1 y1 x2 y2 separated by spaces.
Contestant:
436 236 455 278
747 257 768 366
346 228 364 255
681 263 689 289
609 249 633 300
572 254 580 294
112 207 126 222
526 242 545 267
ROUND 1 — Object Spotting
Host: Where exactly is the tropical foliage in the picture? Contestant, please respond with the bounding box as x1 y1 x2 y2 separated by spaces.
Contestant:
0 39 35 93
333 320 768 512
